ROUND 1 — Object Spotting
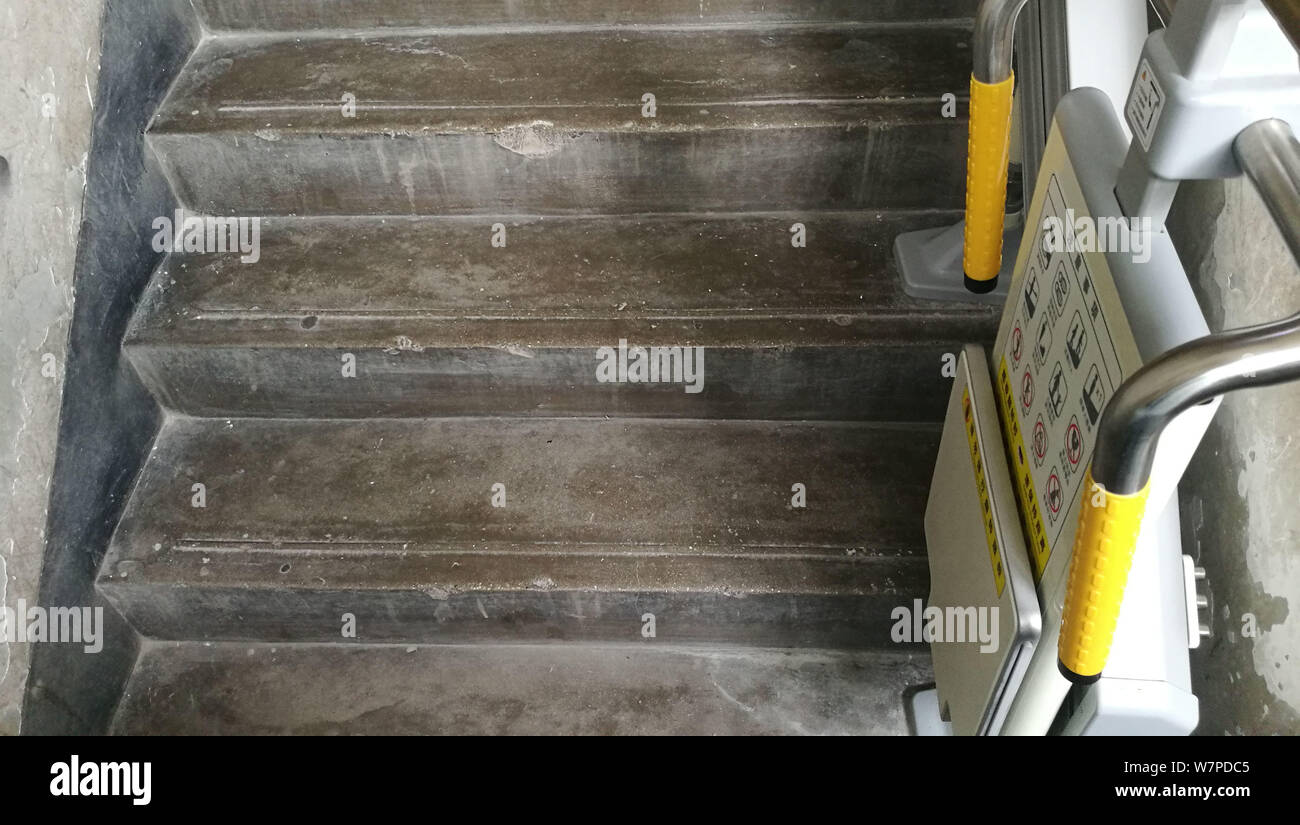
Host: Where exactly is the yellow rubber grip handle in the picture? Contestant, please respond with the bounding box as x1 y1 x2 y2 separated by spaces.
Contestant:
963 73 1016 285
1058 468 1151 683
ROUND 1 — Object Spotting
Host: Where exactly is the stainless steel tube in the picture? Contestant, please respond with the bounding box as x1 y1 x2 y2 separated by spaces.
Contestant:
975 0 1032 83
1091 118 1300 493
1236 118 1300 261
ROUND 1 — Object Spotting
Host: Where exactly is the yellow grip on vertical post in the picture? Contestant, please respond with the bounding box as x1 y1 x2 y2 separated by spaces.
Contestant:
1057 468 1151 684
963 73 1016 290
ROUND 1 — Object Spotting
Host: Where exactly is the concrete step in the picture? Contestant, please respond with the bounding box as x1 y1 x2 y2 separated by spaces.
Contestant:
124 213 997 420
148 26 972 215
194 0 974 32
112 641 932 735
98 416 936 649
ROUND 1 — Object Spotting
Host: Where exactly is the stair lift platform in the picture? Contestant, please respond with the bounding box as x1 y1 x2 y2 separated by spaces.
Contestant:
906 0 1300 736
912 88 1216 737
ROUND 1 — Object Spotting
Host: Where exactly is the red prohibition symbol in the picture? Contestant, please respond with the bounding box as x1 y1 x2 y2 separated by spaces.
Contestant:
1066 419 1083 466
1047 473 1063 515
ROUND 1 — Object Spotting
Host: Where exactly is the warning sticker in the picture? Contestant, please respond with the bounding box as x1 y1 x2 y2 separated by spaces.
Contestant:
998 356 1051 578
1065 418 1084 467
1127 58 1165 152
962 388 1006 597
997 173 1131 581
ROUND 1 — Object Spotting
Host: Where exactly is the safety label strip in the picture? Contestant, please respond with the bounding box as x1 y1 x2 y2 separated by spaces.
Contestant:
998 173 1129 582
997 356 1051 580
963 387 1006 597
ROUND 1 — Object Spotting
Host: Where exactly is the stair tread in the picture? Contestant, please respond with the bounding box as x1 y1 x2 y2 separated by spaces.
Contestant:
152 26 972 134
101 11 968 652
113 641 930 735
195 0 974 32
102 416 935 596
126 212 997 349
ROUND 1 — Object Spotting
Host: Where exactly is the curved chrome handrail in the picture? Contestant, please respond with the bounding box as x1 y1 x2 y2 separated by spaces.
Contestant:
1093 118 1300 494
975 0 1032 83
1057 118 1300 685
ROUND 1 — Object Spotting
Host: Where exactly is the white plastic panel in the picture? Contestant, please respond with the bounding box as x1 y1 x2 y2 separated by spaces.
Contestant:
1065 0 1150 137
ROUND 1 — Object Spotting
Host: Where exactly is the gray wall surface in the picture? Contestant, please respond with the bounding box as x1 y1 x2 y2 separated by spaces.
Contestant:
0 0 105 735
1169 177 1300 735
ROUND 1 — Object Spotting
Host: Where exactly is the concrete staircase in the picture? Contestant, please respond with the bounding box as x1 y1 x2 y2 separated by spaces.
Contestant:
101 0 997 734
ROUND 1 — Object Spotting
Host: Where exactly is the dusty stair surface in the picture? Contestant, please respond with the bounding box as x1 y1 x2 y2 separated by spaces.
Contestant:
149 26 970 215
100 416 935 646
103 1 994 733
123 213 991 419
112 642 930 735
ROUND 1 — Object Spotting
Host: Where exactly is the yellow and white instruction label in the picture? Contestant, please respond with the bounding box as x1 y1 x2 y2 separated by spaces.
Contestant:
962 387 1007 597
997 171 1134 581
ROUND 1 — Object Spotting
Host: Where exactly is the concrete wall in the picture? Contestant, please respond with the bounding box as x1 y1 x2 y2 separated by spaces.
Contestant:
0 1 104 735
1168 178 1300 735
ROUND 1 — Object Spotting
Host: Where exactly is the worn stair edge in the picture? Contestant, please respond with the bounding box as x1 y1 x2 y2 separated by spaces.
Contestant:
147 28 970 214
125 212 992 344
122 342 974 421
98 416 937 648
154 28 973 132
112 641 933 735
100 584 926 649
122 212 997 420
150 117 966 217
194 0 976 32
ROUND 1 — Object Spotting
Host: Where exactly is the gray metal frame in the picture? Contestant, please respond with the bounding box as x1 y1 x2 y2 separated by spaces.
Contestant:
895 0 1071 304
1018 0 1072 209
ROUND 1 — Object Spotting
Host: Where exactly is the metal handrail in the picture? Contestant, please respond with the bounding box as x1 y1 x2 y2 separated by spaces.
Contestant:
1091 118 1300 494
975 0 1032 83
964 0 1033 292
975 3 1300 478
1057 116 1300 685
